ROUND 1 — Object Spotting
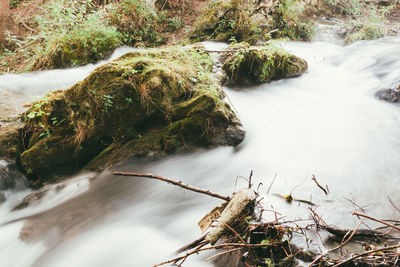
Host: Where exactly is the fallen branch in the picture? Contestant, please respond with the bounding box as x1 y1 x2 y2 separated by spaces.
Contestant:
204 247 242 262
154 242 279 267
322 224 393 239
311 174 328 195
113 171 230 201
308 220 362 267
352 212 400 232
332 244 400 267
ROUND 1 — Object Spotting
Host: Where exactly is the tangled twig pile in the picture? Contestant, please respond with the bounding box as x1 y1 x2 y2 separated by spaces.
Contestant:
113 171 400 267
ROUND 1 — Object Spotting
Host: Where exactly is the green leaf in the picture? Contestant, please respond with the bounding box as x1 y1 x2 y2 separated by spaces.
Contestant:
27 112 36 119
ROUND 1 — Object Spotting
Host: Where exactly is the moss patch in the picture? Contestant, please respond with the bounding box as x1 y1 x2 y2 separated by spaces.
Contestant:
222 42 308 85
0 129 23 160
190 0 315 44
16 46 244 184
190 0 265 44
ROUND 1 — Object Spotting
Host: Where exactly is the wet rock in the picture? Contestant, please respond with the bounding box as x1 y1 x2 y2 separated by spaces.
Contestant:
8 46 244 185
222 42 308 85
0 159 28 191
12 189 49 210
376 87 400 103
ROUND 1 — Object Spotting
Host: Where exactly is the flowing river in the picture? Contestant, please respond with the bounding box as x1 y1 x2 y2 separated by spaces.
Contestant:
0 32 400 266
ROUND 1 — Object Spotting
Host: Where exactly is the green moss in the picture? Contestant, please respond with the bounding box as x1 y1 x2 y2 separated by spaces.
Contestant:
223 42 308 85
344 20 388 44
190 0 266 44
0 130 23 160
20 136 76 182
190 0 316 44
19 46 244 180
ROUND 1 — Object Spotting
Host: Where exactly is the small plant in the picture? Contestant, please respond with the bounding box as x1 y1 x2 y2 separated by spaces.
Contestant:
102 94 114 111
124 97 133 105
24 97 53 138
10 0 22 8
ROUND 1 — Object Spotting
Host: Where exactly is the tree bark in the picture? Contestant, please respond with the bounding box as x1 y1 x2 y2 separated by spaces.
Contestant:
0 0 10 21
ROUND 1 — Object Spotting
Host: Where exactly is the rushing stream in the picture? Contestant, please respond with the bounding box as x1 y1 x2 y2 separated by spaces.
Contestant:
1 32 400 266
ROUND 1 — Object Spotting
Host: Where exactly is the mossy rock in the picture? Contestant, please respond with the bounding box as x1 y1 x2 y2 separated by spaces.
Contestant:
0 128 23 160
16 46 244 184
190 0 267 44
190 0 315 44
222 42 308 85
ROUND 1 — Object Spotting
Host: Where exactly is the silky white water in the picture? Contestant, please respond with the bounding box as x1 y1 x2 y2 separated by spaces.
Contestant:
0 35 400 266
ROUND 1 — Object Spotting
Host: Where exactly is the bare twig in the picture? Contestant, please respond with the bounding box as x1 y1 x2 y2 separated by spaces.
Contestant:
153 243 279 267
267 173 277 194
352 212 400 232
344 197 366 213
204 247 243 262
307 220 362 267
176 234 207 253
113 171 230 201
248 170 253 189
332 244 400 267
388 196 400 213
222 222 247 245
311 174 328 195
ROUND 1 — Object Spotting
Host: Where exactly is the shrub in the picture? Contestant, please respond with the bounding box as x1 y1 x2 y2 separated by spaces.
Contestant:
272 0 316 41
108 0 165 46
29 0 121 69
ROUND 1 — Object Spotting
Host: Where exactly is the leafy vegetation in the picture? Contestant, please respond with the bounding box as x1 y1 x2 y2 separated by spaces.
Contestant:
308 0 395 44
272 0 316 41
1 0 122 71
10 0 22 9
190 0 265 44
1 0 184 72
108 0 164 46
190 0 315 44
343 3 392 44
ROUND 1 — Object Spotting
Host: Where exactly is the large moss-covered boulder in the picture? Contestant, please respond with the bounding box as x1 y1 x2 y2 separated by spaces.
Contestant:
222 42 308 85
18 46 244 185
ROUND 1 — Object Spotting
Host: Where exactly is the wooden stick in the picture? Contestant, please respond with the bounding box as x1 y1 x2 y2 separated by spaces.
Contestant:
204 247 243 262
248 170 253 189
153 242 279 267
311 174 328 195
352 212 400 232
388 196 400 213
332 244 400 267
176 234 207 254
307 220 362 267
267 173 277 194
113 171 230 202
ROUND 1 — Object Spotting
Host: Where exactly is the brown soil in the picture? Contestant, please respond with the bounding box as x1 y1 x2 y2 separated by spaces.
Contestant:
387 2 400 31
0 0 45 48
